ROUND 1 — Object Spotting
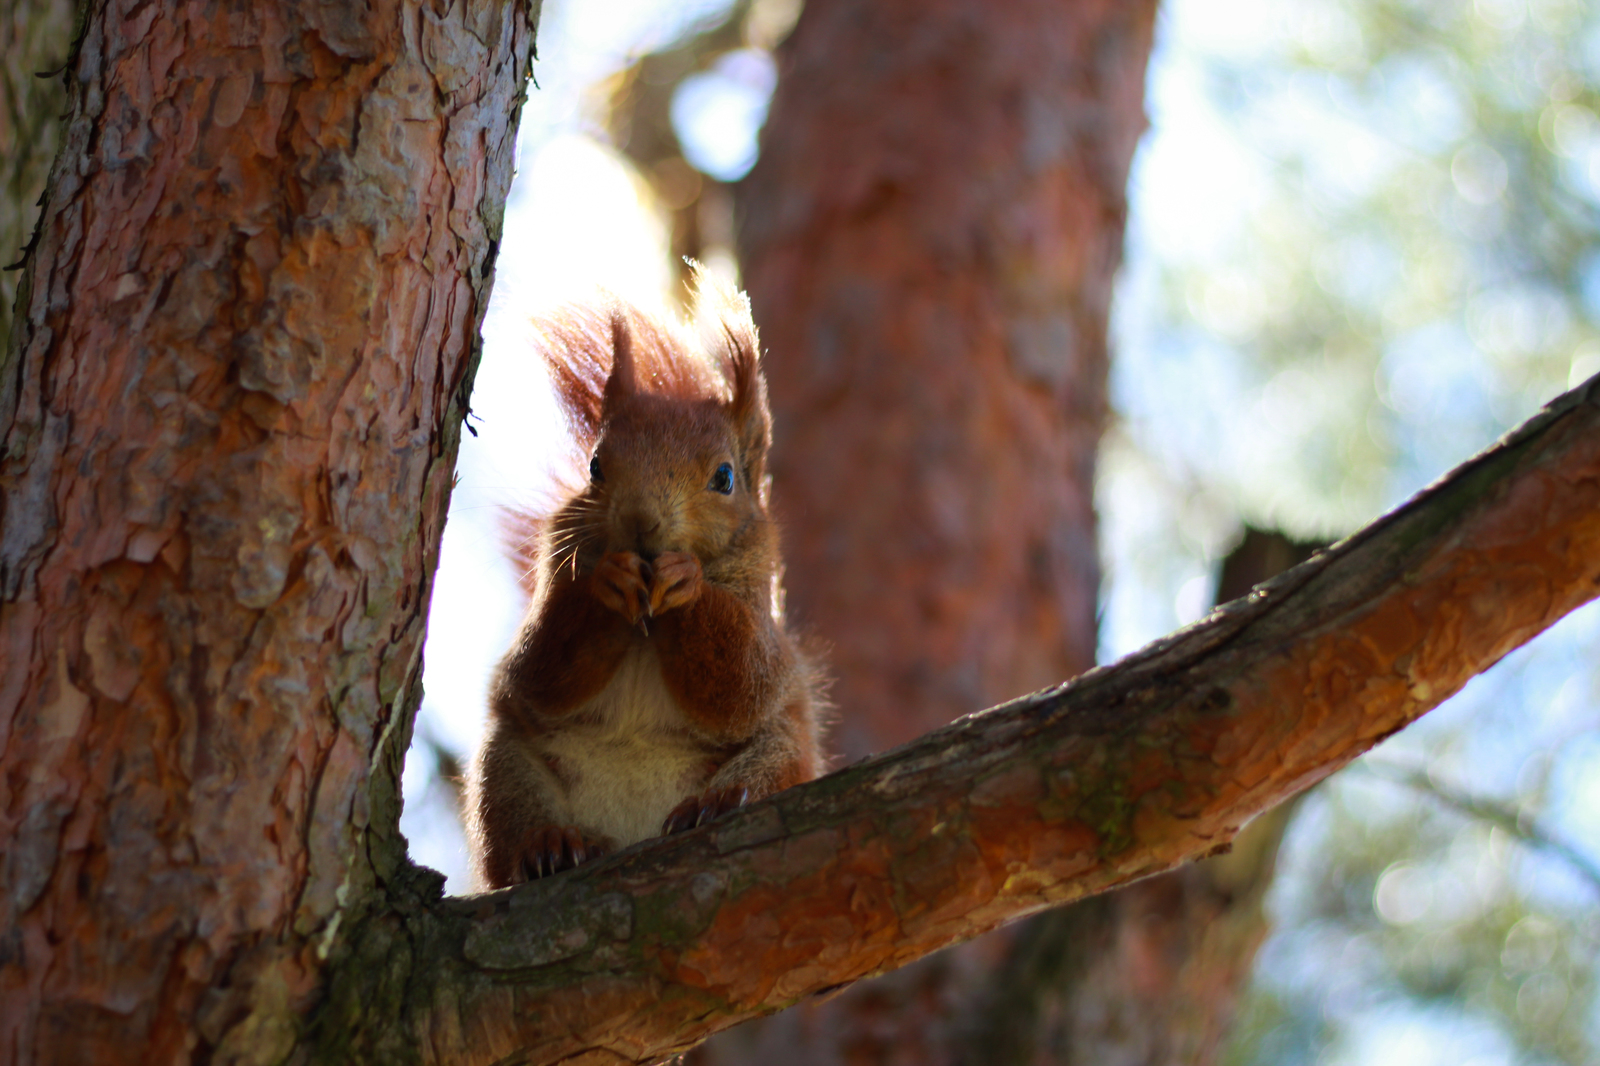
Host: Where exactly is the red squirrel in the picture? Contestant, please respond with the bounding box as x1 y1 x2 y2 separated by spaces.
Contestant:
466 280 825 889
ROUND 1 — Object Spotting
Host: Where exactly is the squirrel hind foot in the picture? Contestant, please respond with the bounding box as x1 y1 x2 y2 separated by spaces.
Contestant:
518 825 612 881
662 784 750 835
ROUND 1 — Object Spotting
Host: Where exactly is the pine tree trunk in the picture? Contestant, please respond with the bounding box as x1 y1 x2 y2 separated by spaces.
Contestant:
712 0 1159 1061
1 0 76 348
0 1 535 1060
744 0 1152 759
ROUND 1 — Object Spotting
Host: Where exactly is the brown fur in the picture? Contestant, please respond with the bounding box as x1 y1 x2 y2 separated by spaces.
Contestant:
467 275 826 890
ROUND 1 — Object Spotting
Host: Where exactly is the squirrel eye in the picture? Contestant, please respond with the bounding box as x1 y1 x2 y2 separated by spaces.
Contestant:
710 462 734 495
589 454 603 483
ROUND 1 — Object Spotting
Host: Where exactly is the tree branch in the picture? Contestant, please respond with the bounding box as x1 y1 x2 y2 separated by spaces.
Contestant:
323 374 1600 1065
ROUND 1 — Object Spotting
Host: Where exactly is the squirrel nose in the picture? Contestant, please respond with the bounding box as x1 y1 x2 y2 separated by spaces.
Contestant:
634 517 663 558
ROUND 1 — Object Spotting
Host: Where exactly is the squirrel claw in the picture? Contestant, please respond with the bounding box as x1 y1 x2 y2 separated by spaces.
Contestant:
592 552 652 626
649 551 703 616
662 784 750 835
519 825 609 881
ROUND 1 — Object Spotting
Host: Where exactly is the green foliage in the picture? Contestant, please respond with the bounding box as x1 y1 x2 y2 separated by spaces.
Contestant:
1116 0 1600 1062
1222 754 1600 1065
1127 0 1600 535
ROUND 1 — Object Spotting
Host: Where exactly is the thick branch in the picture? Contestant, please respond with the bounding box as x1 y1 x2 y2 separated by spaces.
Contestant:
327 375 1600 1065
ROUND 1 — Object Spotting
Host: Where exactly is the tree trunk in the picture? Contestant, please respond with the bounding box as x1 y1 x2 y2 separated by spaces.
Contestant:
1 0 76 349
744 0 1149 760
0 1 536 1061
711 0 1156 1060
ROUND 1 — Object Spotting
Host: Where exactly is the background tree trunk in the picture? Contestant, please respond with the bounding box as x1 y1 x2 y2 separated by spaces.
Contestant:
708 0 1161 1061
0 1 535 1061
745 0 1146 760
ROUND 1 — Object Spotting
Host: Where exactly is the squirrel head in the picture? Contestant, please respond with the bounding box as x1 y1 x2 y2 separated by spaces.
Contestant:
533 270 774 575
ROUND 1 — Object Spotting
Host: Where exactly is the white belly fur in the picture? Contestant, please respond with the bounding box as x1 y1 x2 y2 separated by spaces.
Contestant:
538 645 711 847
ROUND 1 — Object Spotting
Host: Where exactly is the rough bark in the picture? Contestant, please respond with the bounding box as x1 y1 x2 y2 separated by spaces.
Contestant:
319 376 1600 1065
0 0 537 1061
1 0 76 348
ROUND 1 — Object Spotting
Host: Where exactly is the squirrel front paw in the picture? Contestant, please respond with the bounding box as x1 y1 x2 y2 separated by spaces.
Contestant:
592 552 652 626
649 551 703 616
518 825 611 881
662 784 750 835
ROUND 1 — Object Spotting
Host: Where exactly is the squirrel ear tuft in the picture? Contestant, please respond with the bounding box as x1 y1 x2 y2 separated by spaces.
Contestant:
688 262 772 478
603 309 637 406
535 304 609 450
721 317 772 484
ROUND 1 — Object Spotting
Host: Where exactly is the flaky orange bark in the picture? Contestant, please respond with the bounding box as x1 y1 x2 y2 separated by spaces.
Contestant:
320 379 1600 1065
1 0 74 349
0 1 535 1061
